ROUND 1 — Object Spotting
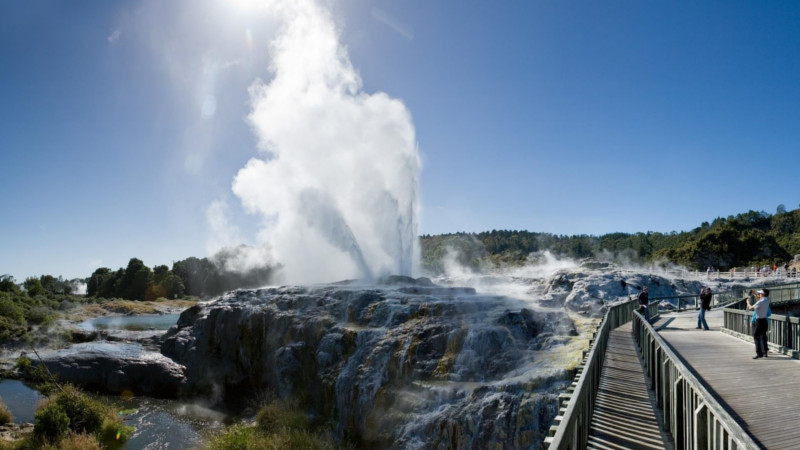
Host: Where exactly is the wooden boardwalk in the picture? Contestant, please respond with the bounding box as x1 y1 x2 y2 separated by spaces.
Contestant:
587 322 671 450
654 309 800 449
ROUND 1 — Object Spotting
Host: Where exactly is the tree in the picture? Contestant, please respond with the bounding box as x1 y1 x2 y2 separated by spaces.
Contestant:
777 204 787 215
115 258 152 301
152 265 170 285
160 274 185 299
0 275 18 294
172 257 216 297
88 268 116 298
23 277 45 297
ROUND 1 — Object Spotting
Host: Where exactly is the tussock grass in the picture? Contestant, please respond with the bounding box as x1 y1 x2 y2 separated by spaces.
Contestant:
0 395 12 425
40 432 103 450
205 400 340 450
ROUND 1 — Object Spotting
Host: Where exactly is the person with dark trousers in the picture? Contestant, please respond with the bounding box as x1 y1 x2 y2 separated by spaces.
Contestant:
747 288 770 359
638 286 649 323
697 287 712 330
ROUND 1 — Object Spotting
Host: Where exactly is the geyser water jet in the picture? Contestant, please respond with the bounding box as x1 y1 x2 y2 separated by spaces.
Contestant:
230 0 421 284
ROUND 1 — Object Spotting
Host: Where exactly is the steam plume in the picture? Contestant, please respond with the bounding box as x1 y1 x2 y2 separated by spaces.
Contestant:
231 0 421 284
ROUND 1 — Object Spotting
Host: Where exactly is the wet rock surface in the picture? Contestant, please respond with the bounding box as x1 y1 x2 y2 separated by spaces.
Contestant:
35 343 186 398
161 278 578 448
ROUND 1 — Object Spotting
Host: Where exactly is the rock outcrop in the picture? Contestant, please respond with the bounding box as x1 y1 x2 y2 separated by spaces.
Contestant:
161 278 579 448
35 343 186 398
539 259 706 315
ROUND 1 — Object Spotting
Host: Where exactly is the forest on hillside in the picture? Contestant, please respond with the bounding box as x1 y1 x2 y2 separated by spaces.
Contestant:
420 206 800 274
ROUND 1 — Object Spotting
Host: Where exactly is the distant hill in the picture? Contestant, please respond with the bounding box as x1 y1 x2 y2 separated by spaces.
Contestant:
420 207 800 274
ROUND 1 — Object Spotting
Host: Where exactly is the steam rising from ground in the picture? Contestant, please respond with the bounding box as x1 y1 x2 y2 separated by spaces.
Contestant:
435 250 580 303
229 0 420 284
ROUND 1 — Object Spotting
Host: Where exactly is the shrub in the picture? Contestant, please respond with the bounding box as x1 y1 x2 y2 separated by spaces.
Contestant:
0 297 26 324
52 385 105 434
14 356 32 373
256 400 310 434
34 402 70 442
58 300 75 311
0 315 27 342
33 385 109 445
97 414 133 449
0 396 12 425
26 306 55 325
14 357 59 394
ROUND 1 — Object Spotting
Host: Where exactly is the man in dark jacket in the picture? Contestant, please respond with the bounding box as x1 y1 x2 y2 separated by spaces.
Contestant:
697 287 712 330
638 286 649 322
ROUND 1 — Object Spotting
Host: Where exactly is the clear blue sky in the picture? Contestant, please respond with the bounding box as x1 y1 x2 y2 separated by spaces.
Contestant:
2 0 799 281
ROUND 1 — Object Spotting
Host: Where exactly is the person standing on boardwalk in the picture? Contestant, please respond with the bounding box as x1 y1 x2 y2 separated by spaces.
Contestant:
747 288 770 359
638 286 649 322
697 287 712 330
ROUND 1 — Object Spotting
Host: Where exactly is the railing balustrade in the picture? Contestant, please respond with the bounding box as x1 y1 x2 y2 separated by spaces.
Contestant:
723 308 800 358
721 283 800 358
632 311 759 449
545 299 640 449
651 283 800 313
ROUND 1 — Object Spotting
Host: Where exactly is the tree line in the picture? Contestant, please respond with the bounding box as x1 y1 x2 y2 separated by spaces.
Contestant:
420 206 800 274
87 252 275 301
7 205 800 305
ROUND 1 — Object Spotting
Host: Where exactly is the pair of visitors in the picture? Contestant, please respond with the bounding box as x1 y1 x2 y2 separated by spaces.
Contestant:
696 287 712 330
747 288 770 359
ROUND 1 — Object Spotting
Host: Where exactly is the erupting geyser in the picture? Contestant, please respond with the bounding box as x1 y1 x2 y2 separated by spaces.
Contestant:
231 0 420 284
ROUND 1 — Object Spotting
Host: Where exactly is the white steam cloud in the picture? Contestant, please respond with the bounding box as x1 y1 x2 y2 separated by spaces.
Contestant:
206 199 243 255
231 0 421 284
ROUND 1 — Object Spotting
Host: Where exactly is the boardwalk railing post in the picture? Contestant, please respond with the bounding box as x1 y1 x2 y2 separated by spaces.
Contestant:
694 402 709 450
674 376 684 448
